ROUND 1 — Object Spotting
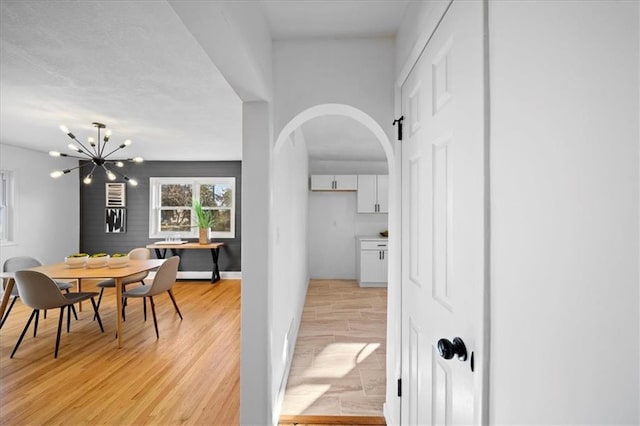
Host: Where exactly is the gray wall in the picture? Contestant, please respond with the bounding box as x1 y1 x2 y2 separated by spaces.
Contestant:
80 161 241 272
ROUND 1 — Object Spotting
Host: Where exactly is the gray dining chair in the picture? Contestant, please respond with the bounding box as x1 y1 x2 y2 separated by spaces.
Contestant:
94 248 151 319
10 270 104 358
1 256 77 328
121 256 182 338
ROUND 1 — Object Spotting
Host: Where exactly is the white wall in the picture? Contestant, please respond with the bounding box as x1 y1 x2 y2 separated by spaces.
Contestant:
308 192 387 279
310 159 388 175
308 160 388 280
274 37 395 142
490 1 639 424
271 128 310 417
241 101 272 425
0 144 79 266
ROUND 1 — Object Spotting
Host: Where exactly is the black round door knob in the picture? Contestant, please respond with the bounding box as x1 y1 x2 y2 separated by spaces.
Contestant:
437 337 468 361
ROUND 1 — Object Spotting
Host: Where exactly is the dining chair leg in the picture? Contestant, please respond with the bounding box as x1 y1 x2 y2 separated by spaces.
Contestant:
65 289 79 320
66 305 72 333
10 309 37 358
33 309 39 337
143 297 147 321
122 297 127 322
149 296 159 339
44 309 47 319
94 288 104 321
90 298 104 333
167 290 183 320
54 306 64 359
0 296 18 329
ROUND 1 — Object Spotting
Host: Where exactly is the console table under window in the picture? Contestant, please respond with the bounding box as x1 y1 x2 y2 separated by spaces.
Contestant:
146 242 224 283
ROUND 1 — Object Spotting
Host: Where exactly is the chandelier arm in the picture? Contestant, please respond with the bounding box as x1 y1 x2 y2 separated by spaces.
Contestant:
59 153 91 160
96 126 102 159
102 145 126 159
60 162 95 174
99 135 111 158
69 136 96 158
107 167 130 180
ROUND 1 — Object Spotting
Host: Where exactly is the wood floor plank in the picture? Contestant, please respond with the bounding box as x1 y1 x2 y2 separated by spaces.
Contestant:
0 279 240 425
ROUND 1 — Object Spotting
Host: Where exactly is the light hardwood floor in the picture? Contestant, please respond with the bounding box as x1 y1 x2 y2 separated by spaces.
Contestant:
0 279 240 425
280 280 387 420
1 278 386 425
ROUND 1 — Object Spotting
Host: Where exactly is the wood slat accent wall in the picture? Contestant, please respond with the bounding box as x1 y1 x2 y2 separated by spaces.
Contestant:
80 161 241 271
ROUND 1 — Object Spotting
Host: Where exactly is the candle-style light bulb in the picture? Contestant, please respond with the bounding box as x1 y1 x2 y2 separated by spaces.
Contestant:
132 157 144 163
50 170 64 178
115 161 124 168
106 171 116 181
49 151 61 157
123 139 132 146
83 175 93 184
59 124 75 139
129 179 138 186
88 137 95 146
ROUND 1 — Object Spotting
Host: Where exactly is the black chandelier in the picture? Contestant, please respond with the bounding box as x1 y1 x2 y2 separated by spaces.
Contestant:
50 122 143 185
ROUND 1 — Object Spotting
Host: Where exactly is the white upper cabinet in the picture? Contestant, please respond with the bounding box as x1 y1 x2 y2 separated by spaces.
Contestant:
357 175 389 213
310 175 358 191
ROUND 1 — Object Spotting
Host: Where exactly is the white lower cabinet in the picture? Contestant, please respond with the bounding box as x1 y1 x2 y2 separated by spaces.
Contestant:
356 237 388 287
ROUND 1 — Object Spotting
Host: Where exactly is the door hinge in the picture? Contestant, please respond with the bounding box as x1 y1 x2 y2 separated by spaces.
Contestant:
397 378 402 397
393 116 404 141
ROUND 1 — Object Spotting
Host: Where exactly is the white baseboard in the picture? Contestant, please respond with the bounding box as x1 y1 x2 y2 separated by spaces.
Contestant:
147 271 241 280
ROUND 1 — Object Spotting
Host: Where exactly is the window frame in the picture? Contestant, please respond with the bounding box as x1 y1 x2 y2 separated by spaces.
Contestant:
0 170 14 244
149 177 236 239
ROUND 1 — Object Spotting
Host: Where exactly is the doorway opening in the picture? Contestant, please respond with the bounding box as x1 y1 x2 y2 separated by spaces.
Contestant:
272 104 395 420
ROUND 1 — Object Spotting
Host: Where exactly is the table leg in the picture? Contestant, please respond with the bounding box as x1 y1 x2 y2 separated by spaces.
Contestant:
209 248 221 283
116 277 123 348
0 278 15 320
77 278 83 312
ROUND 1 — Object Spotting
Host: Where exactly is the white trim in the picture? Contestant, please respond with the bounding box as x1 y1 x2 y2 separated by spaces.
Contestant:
148 176 236 239
147 270 241 280
396 0 453 90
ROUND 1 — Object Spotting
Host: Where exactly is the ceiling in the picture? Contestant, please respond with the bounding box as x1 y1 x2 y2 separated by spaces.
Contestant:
0 1 407 162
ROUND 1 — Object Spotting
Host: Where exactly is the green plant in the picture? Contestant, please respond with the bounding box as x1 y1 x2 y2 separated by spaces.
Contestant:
68 253 89 258
193 200 214 229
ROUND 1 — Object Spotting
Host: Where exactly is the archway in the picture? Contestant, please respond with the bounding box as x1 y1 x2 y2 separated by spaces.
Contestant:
272 103 397 420
274 103 394 170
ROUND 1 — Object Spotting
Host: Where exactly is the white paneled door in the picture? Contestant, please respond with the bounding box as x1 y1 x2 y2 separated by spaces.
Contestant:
400 0 487 424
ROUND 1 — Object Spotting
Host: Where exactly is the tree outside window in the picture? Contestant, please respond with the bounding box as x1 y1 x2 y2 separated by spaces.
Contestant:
150 177 235 239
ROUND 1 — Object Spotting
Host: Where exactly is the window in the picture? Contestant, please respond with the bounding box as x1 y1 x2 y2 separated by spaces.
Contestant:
149 177 235 239
0 170 14 243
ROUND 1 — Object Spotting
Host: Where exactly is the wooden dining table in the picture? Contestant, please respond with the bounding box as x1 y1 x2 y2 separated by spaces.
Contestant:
1 259 165 348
